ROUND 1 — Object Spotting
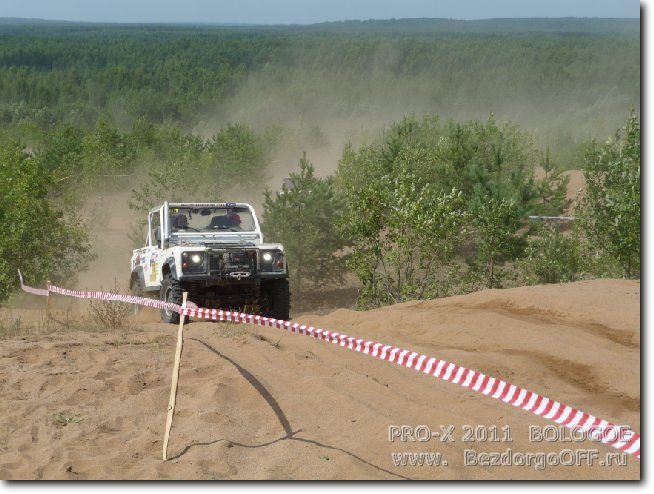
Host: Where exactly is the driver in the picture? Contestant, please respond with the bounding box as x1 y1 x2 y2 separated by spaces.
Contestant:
172 214 189 231
227 213 242 230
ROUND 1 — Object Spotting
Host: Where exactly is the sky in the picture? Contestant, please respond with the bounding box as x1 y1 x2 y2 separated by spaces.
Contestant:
0 0 641 24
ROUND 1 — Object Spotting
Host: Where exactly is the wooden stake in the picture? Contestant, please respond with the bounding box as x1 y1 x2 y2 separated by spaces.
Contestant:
162 292 188 461
45 280 51 330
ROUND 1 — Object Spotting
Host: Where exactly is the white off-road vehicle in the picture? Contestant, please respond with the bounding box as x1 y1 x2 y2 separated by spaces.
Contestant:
130 202 289 323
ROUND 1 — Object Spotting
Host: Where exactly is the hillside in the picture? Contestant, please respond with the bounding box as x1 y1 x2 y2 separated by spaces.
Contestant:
0 279 640 479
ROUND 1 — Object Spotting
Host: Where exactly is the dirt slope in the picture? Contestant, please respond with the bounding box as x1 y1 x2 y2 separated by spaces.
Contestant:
0 279 639 479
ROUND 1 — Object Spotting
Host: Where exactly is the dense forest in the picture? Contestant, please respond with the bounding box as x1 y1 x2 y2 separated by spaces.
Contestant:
0 18 639 158
0 18 641 306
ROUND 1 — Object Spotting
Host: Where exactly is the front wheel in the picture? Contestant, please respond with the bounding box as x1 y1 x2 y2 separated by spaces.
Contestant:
129 277 144 316
160 273 183 324
261 278 290 320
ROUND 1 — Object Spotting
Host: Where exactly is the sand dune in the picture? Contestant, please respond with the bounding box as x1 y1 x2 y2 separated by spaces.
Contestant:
0 278 639 479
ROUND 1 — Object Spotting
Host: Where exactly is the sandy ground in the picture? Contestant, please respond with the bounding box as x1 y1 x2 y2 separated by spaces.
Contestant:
0 279 640 480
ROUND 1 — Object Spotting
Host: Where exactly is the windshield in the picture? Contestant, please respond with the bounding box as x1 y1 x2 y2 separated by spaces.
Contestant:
168 206 256 234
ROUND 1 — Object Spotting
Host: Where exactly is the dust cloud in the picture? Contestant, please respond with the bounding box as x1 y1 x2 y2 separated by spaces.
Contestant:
191 34 637 180
74 190 140 291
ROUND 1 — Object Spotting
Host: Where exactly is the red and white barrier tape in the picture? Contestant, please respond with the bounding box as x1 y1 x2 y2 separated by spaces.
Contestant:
18 273 641 460
47 284 183 314
18 270 49 297
181 307 641 460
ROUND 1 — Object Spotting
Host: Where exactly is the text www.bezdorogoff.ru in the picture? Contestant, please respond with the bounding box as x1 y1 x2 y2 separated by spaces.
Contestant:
391 452 448 467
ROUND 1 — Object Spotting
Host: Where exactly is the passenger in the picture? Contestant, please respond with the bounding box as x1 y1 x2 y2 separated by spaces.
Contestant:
227 213 242 230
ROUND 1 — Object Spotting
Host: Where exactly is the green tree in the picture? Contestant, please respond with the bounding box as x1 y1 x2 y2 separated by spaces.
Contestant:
81 116 134 180
0 142 94 301
335 116 443 199
206 123 269 187
533 147 570 216
431 116 538 205
261 153 347 291
40 123 84 178
339 145 469 309
128 158 212 214
338 115 539 296
576 112 640 278
433 117 538 287
470 196 524 288
520 223 585 284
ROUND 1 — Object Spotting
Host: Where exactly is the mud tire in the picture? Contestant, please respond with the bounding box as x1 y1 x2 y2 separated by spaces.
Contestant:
261 278 290 320
160 273 183 324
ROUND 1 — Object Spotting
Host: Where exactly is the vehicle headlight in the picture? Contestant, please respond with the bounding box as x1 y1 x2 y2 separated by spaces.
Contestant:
182 251 206 273
260 250 284 271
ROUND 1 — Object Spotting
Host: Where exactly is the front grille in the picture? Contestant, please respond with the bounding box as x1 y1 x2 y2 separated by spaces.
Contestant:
209 249 257 277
